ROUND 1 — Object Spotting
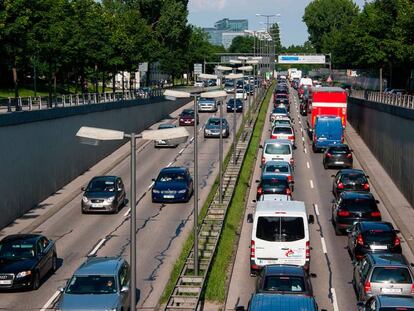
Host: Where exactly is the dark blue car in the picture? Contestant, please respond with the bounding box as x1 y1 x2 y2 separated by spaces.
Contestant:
227 98 243 112
151 167 194 203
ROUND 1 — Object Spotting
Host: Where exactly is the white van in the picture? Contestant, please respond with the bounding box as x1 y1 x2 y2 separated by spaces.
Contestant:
299 77 313 88
248 201 314 275
261 139 294 167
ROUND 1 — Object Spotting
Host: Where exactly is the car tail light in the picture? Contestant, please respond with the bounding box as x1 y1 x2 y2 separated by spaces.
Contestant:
250 240 255 259
371 211 381 217
306 241 310 259
357 234 364 246
287 135 294 140
341 136 344 143
337 210 350 217
337 182 344 189
394 236 401 247
364 281 371 294
287 175 293 182
286 188 292 196
326 153 332 158
411 283 414 294
290 158 294 166
271 135 277 139
347 153 352 158
261 157 266 165
257 187 263 195
363 183 370 190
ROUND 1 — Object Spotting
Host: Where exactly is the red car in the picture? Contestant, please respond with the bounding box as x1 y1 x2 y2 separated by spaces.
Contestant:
179 109 198 126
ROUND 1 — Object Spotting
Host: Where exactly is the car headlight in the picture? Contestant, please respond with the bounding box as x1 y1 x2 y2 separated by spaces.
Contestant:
106 196 115 203
105 309 117 311
82 196 89 203
16 270 32 278
205 129 211 134
152 189 160 193
178 189 187 194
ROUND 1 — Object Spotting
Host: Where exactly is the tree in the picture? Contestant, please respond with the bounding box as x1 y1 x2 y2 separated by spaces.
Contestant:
228 36 254 53
269 23 282 54
303 0 359 53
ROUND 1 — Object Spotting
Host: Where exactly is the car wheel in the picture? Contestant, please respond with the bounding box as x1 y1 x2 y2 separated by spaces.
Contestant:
32 272 40 290
113 204 119 214
52 253 58 272
323 162 328 169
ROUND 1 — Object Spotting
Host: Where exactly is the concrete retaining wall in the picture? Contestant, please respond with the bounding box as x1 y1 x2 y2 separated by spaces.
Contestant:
0 98 189 229
348 97 414 207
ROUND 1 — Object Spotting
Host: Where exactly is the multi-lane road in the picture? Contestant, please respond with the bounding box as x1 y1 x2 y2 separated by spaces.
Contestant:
0 96 244 310
226 88 414 311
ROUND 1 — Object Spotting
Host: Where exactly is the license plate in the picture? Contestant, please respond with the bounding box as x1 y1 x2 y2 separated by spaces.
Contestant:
259 259 278 265
381 287 402 294
92 203 104 208
335 161 344 164
319 137 327 140
370 245 388 250
164 195 174 199
0 280 12 285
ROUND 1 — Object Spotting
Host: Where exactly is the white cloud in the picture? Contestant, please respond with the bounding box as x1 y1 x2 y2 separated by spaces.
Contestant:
190 0 227 11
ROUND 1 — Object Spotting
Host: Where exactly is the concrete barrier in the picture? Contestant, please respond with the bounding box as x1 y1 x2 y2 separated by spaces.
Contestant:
0 97 189 229
348 97 414 207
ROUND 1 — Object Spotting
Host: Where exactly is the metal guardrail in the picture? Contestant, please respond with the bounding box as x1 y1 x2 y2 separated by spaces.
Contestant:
164 87 267 311
0 89 164 113
350 90 414 109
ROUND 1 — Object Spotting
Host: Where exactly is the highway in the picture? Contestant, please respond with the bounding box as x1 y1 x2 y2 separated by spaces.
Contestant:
0 96 245 310
225 88 414 311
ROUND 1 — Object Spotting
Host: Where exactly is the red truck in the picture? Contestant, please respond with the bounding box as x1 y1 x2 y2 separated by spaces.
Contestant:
307 87 347 133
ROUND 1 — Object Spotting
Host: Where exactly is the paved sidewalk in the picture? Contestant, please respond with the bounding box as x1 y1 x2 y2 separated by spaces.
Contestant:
346 123 414 252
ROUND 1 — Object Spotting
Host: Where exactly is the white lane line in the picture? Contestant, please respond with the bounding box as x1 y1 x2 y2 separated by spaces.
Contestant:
167 161 174 167
40 290 61 311
314 203 320 216
179 148 185 154
123 208 131 217
88 238 106 256
321 237 327 254
148 181 155 190
331 287 340 311
306 161 310 169
302 137 305 142
309 180 314 189
190 137 194 142
304 147 307 154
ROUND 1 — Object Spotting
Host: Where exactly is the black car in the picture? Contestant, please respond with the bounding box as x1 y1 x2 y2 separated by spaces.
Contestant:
0 234 57 290
82 176 127 214
256 174 292 200
227 98 243 112
348 221 401 261
331 191 381 235
323 144 353 169
256 264 314 296
244 84 254 95
332 169 370 198
151 167 194 203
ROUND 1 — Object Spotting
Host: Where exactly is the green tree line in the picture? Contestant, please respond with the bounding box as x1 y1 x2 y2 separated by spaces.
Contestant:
0 0 220 102
303 0 414 88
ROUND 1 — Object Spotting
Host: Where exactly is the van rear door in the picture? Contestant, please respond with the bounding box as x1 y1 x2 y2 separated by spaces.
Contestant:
254 215 307 266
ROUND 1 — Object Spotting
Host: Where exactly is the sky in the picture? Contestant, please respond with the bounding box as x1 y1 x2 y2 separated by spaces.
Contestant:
188 0 367 47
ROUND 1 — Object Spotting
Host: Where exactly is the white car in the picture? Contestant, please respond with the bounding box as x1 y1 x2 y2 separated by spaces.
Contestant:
269 107 289 122
194 81 204 87
261 139 294 167
235 89 247 100
270 125 295 146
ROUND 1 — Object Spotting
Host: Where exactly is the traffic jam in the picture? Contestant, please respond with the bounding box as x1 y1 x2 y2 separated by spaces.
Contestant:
240 76 414 310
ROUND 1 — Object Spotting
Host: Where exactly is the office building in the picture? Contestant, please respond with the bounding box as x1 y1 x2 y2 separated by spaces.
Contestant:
203 18 249 48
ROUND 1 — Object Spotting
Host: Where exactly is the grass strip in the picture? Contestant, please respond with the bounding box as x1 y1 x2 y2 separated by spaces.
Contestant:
203 83 275 302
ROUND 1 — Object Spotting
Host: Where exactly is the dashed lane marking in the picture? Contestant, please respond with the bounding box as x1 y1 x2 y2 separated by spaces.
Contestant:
314 203 320 216
309 180 314 189
40 290 61 311
179 148 185 154
167 161 173 167
306 162 310 169
123 208 131 217
148 181 155 190
88 238 106 256
304 147 307 154
331 287 340 311
321 237 327 254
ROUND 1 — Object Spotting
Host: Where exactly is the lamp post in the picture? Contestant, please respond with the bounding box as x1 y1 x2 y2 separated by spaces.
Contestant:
76 125 189 311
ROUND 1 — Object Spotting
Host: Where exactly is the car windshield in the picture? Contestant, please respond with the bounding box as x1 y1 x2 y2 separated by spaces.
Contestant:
329 146 349 154
256 217 305 242
157 172 186 183
341 198 377 212
208 119 225 126
87 180 115 192
265 164 289 173
0 240 36 259
228 99 242 105
265 144 291 155
371 267 412 284
225 82 233 87
263 276 306 292
158 124 175 129
273 127 293 135
276 95 287 99
273 108 287 114
237 89 244 93
341 173 367 184
66 275 117 294
363 230 394 244
274 120 291 127
181 110 194 117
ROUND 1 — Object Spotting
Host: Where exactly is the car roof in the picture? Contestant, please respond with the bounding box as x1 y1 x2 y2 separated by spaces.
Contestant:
359 221 393 232
368 253 409 266
75 257 124 276
338 169 365 175
312 86 345 92
264 139 292 145
91 176 118 181
264 160 290 166
340 191 374 199
250 293 316 310
160 167 187 173
264 264 306 277
256 200 306 214
1 234 42 243
158 123 176 129
182 108 194 113
273 125 293 129
377 295 414 307
327 144 349 149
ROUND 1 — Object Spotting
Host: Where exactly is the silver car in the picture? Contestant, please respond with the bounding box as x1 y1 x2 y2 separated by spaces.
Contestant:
204 117 229 138
154 123 180 148
353 253 414 301
56 257 130 311
357 295 414 310
198 97 217 112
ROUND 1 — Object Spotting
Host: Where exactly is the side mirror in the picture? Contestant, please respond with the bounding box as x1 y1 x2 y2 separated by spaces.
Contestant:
308 215 315 224
356 301 365 307
118 188 123 192
350 149 354 152
252 199 257 203
410 263 414 268
152 178 156 182
255 180 260 183
309 273 317 278
290 180 295 184
259 145 263 149
345 228 352 233
235 307 245 311
331 175 335 178
247 213 253 223
58 286 65 292
366 176 370 179
121 285 129 293
375 200 380 204
331 199 336 204
81 187 86 191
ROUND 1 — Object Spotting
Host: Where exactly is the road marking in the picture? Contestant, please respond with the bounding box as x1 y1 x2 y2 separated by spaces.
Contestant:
302 137 305 142
88 238 106 256
167 161 173 167
179 148 185 154
190 137 194 142
309 180 314 189
40 290 61 311
124 208 131 217
331 287 340 311
321 237 327 254
306 161 310 169
304 147 307 154
314 203 320 216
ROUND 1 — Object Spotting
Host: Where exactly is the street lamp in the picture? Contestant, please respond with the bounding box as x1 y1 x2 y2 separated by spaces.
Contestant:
76 125 189 311
225 73 244 165
237 66 254 119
